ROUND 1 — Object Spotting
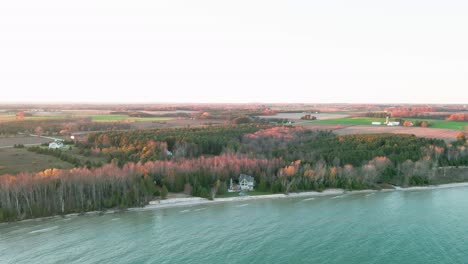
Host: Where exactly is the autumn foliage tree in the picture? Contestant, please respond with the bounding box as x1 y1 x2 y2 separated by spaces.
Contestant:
448 113 468 121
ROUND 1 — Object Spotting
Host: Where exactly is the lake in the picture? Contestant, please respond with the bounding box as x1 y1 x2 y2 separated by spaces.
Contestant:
1 187 468 264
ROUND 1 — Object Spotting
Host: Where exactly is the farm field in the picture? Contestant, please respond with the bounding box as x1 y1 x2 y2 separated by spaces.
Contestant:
332 126 461 142
0 112 176 123
0 148 74 175
255 112 349 120
299 122 462 142
0 135 53 148
308 117 468 130
88 114 173 122
130 118 228 129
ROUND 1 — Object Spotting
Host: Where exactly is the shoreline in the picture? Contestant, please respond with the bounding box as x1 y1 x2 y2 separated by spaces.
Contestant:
5 182 468 225
130 181 468 212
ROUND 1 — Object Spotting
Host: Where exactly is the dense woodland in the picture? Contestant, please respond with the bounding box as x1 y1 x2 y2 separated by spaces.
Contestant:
1 125 468 222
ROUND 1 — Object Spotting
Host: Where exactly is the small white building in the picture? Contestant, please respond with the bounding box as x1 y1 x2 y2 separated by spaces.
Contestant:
371 122 382 126
387 122 400 126
48 141 64 149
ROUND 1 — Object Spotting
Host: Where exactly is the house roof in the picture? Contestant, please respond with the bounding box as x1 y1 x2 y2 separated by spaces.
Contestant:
239 174 254 182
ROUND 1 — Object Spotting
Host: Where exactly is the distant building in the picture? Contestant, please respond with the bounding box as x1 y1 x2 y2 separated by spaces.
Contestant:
387 122 400 126
371 122 382 126
48 141 64 149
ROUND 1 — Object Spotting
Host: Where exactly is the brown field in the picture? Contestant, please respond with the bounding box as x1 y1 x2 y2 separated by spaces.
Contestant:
300 124 460 142
257 112 349 120
130 119 228 129
0 135 53 148
0 148 74 175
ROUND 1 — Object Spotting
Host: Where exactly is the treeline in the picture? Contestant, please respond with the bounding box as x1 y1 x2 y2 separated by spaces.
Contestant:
0 154 283 222
362 111 450 120
385 107 439 117
363 112 388 118
0 166 157 222
398 119 430 127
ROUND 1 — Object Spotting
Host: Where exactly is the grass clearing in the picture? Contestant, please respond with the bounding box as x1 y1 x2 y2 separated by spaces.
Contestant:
308 117 467 130
0 148 74 175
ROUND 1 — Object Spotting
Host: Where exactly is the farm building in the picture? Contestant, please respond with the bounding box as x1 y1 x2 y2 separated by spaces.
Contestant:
371 122 382 125
48 141 64 149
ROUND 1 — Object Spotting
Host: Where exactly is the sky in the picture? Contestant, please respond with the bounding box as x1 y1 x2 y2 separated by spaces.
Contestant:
0 0 468 104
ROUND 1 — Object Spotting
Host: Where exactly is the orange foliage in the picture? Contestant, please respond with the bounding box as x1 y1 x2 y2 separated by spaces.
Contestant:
447 113 468 121
329 167 337 178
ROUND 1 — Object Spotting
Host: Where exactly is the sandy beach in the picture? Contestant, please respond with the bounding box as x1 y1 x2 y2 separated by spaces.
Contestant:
129 182 468 212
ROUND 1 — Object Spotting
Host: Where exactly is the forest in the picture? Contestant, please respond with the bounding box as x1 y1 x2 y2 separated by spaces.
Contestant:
1 125 468 222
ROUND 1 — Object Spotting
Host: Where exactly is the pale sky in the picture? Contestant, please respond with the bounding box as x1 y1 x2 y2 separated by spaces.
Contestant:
1 0 467 104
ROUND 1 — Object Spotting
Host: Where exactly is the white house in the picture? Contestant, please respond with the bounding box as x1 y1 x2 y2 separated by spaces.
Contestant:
48 141 64 149
228 174 255 192
371 122 382 126
239 174 255 191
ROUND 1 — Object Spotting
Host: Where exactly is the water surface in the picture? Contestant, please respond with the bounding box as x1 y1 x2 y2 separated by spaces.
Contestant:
2 187 468 264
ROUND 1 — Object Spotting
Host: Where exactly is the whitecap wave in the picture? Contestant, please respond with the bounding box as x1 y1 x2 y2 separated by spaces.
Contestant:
29 226 59 234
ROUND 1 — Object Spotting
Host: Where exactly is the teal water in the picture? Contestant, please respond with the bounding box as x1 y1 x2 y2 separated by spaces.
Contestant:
1 187 468 264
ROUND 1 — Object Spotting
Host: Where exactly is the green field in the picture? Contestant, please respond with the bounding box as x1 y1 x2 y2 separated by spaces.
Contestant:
309 117 468 130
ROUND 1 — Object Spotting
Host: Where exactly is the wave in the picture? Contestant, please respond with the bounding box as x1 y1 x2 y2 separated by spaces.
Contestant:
235 204 249 208
331 195 345 199
194 208 207 212
29 226 59 234
179 209 191 213
301 197 316 202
